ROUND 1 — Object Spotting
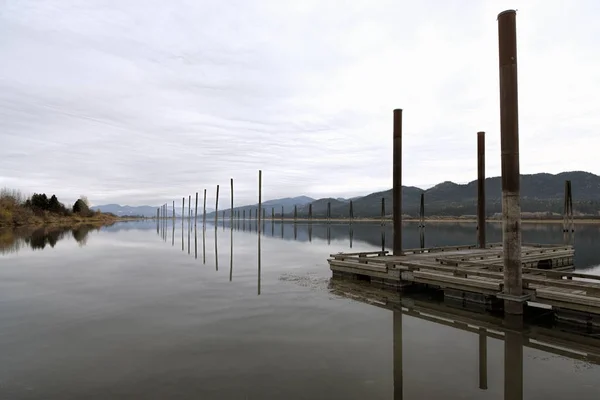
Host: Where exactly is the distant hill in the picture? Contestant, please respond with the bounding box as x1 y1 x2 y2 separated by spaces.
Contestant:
99 171 600 219
225 171 600 218
92 204 215 217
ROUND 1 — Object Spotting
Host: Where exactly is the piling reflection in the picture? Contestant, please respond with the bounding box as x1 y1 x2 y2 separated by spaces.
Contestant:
214 227 218 271
229 225 233 281
330 280 600 400
258 226 261 295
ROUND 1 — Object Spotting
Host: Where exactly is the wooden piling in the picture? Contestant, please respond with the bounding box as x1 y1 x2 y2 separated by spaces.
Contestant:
215 185 219 226
258 170 262 234
203 189 207 229
172 200 175 220
563 180 574 233
418 193 425 228
327 201 331 223
230 178 234 226
498 9 523 315
281 206 284 222
477 131 486 248
349 200 354 223
182 197 185 221
195 192 198 226
188 195 191 222
381 197 385 226
294 205 297 223
308 204 313 222
393 108 403 255
156 208 159 220
272 207 275 221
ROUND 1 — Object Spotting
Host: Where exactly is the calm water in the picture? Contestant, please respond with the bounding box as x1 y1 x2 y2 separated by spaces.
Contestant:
1 220 600 399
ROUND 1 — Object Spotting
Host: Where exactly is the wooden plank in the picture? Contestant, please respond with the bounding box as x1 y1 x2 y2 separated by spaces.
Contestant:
413 271 502 291
329 264 392 280
330 250 388 258
525 276 600 295
328 259 388 273
535 289 600 308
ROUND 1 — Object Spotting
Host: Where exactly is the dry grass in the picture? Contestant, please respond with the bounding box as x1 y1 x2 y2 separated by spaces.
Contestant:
0 188 118 228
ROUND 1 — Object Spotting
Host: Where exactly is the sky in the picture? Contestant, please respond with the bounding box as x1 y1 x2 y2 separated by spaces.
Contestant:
1 0 599 207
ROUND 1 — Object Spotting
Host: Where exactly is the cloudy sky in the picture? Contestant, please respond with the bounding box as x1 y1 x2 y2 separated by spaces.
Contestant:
1 0 598 207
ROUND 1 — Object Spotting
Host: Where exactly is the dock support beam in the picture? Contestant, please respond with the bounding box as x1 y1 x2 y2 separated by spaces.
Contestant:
393 109 403 255
477 131 486 248
498 10 523 315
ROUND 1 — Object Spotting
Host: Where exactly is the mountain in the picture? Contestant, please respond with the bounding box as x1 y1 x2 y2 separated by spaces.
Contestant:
92 204 215 217
223 171 600 218
206 196 315 218
97 171 600 219
91 204 158 217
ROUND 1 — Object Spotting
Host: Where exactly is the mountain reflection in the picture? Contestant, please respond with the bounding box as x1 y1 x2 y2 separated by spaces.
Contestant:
0 224 101 254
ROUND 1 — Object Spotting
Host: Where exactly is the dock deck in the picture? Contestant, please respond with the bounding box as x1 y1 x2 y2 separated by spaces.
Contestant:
328 243 600 319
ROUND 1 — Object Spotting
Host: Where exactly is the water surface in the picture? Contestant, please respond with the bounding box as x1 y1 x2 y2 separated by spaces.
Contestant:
1 220 599 399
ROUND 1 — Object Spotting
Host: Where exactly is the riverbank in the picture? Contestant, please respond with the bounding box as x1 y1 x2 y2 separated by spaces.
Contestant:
0 210 120 228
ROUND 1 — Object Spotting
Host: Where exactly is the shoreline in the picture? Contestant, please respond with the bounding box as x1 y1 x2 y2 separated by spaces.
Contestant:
0 215 133 230
201 217 600 225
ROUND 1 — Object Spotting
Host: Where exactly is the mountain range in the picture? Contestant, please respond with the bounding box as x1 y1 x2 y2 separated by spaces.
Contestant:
93 171 600 218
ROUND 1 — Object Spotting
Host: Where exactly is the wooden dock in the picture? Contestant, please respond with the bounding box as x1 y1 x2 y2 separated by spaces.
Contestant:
328 243 600 321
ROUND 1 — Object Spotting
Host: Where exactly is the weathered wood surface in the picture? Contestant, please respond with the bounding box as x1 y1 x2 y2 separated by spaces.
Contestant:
328 243 600 315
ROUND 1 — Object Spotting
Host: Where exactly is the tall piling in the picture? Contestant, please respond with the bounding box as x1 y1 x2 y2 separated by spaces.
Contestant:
498 10 523 315
258 170 262 234
215 185 220 226
156 208 159 221
477 131 486 248
195 192 198 226
419 193 425 228
172 200 175 220
327 201 331 223
281 206 284 222
202 189 207 229
381 198 385 225
182 197 185 222
272 207 275 222
393 108 403 255
294 205 297 223
188 195 191 222
308 204 312 222
349 200 354 223
230 178 234 226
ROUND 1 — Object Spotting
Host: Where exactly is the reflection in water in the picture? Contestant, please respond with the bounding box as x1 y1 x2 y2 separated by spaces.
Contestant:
0 225 98 254
200 221 600 270
349 227 353 249
194 225 197 259
181 218 184 252
214 227 218 271
187 219 190 255
258 226 261 295
172 222 175 247
331 281 599 400
229 225 233 281
393 310 403 400
202 225 206 265
479 327 488 390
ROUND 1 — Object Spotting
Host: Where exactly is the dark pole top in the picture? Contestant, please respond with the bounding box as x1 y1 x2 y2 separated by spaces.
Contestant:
393 109 403 138
498 10 517 67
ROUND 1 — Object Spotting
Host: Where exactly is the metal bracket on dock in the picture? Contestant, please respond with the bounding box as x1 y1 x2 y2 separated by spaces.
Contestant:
496 292 532 303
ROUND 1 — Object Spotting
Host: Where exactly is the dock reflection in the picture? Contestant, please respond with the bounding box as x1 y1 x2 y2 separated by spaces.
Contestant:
330 280 600 400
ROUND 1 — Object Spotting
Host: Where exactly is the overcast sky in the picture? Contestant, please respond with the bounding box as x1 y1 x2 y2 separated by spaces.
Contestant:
1 0 598 207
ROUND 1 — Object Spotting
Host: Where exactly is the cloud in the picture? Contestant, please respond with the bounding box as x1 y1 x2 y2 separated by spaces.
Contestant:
1 0 599 206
